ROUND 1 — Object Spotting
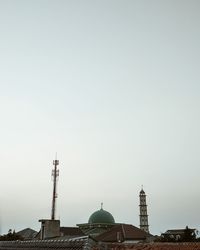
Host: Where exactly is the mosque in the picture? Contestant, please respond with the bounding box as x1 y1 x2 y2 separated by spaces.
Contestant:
38 188 151 243
37 159 151 243
22 159 151 243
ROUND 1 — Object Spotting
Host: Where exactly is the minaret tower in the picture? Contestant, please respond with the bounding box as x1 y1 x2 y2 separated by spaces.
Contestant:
139 187 149 233
51 157 59 220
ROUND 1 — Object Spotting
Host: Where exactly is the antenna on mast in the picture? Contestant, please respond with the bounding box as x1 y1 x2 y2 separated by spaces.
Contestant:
51 156 59 220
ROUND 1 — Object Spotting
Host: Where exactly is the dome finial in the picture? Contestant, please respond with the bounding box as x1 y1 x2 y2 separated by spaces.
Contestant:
101 202 103 210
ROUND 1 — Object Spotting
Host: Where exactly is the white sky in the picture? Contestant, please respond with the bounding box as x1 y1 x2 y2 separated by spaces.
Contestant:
0 0 200 236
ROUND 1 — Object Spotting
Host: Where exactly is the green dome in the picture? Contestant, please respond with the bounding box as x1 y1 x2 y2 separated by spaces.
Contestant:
88 208 115 224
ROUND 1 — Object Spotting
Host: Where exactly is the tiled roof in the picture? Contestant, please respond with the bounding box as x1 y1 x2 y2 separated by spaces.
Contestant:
0 236 94 250
1 239 200 250
94 243 200 250
60 227 85 236
95 224 150 242
82 227 108 237
16 228 38 240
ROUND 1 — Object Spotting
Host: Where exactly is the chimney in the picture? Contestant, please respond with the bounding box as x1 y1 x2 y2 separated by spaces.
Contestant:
39 219 60 239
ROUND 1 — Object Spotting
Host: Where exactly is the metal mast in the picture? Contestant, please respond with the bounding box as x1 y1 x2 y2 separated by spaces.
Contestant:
51 158 59 220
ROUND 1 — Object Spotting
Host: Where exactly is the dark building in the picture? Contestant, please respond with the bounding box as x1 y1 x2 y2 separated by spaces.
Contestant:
161 227 196 242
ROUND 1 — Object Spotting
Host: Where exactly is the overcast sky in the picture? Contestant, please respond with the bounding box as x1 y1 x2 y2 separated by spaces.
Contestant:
0 0 199 235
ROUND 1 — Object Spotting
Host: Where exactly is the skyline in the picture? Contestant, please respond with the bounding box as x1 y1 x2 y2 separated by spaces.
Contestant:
0 0 200 235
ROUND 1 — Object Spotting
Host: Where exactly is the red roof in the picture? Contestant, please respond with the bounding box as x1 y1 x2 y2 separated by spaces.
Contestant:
95 224 149 242
93 243 200 250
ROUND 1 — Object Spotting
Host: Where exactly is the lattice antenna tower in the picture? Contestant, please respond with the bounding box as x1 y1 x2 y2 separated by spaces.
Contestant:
51 157 59 220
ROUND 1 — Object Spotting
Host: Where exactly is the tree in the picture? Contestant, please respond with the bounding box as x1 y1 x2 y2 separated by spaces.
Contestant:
182 226 196 242
0 229 23 241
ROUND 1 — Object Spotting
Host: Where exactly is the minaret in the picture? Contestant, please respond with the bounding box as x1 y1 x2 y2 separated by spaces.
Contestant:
139 187 149 233
51 157 59 220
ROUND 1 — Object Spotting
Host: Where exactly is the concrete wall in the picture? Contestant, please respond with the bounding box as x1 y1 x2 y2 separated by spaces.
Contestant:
39 219 60 239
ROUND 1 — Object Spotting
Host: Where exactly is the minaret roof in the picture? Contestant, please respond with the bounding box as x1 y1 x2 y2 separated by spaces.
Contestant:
140 189 145 194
